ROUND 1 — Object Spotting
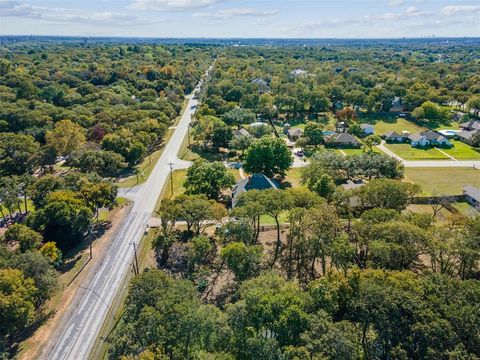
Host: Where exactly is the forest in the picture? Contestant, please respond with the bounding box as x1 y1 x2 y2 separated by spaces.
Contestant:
0 42 214 357
108 42 480 360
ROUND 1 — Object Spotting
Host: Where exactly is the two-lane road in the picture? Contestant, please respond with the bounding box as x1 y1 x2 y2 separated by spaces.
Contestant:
42 65 212 360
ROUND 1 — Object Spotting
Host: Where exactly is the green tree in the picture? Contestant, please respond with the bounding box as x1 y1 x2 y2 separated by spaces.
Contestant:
220 242 263 281
184 160 235 200
362 135 382 152
45 119 86 157
0 133 39 176
243 137 292 178
303 121 324 148
4 224 42 253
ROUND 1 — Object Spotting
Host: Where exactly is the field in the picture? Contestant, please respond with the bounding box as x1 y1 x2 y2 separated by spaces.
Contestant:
358 113 426 135
441 140 480 160
285 168 303 188
384 143 451 160
404 168 480 195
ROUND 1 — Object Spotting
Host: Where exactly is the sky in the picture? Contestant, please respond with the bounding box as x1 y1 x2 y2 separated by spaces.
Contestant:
0 0 479 38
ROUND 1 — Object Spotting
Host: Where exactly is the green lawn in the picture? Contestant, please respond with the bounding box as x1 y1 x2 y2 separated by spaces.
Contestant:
359 114 426 135
384 143 451 160
285 168 303 188
260 212 289 225
0 198 35 216
404 168 480 195
453 202 478 218
441 140 480 160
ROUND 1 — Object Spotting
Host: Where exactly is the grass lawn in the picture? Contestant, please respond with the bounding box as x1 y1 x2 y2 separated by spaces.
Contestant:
441 140 480 160
384 143 451 160
404 168 480 195
0 198 35 217
405 204 453 223
162 169 187 200
359 113 426 135
452 202 478 218
285 168 303 188
260 212 289 225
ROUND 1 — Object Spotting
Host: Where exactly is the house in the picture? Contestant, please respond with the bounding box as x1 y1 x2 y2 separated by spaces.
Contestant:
287 128 303 141
231 173 279 207
408 131 452 148
460 120 480 131
464 186 480 211
291 69 308 77
390 96 405 112
341 179 365 191
251 78 271 94
384 131 405 143
233 128 251 139
360 123 374 135
408 133 430 147
420 131 452 147
325 132 361 148
457 130 480 146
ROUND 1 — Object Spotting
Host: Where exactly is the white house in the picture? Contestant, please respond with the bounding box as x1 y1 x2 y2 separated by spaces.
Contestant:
360 123 374 135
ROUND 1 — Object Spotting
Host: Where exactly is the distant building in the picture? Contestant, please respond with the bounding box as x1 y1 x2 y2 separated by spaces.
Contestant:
233 128 251 139
360 123 375 135
390 96 405 112
408 131 452 148
287 128 303 141
457 130 480 146
460 120 480 131
325 132 361 148
384 131 405 143
290 69 308 77
231 173 279 207
251 78 271 94
464 186 480 211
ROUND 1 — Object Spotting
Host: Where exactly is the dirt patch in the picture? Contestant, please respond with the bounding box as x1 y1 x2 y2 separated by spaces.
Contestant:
19 204 132 360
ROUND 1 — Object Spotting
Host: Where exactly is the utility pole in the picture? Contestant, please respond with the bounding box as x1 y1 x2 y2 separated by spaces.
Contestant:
132 242 139 276
168 162 174 197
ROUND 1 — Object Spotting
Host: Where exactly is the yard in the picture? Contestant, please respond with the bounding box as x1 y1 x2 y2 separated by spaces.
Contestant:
284 168 303 188
404 168 480 195
452 202 478 218
441 140 480 160
384 143 452 160
358 113 426 135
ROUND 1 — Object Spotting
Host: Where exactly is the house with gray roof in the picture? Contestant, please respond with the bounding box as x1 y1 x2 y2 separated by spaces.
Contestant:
325 132 361 148
231 173 279 207
360 123 374 135
457 129 480 146
233 127 251 139
251 78 271 94
460 120 480 131
464 186 480 211
287 128 304 141
384 131 405 143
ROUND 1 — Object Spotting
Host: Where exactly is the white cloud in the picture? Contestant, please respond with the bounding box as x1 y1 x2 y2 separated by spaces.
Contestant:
0 0 145 25
129 0 221 11
194 8 279 19
388 0 405 7
441 5 480 16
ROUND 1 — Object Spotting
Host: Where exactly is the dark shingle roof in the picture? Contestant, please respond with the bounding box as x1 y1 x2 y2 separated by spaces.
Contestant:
326 133 361 145
232 173 279 207
464 186 480 202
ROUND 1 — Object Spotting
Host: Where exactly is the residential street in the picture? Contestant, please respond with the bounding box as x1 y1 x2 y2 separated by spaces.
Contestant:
41 65 213 360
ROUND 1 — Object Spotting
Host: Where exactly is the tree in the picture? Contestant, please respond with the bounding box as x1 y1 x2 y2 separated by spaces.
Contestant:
362 135 382 152
27 190 92 250
0 133 39 176
243 137 292 178
222 108 256 129
220 242 263 281
358 179 420 211
80 180 118 219
4 224 42 252
184 160 235 200
211 121 233 149
230 135 253 157
39 242 62 267
27 174 65 209
336 107 357 126
303 121 324 148
412 101 449 124
45 119 86 157
0 268 37 338
309 174 336 201
466 95 480 116
71 150 127 177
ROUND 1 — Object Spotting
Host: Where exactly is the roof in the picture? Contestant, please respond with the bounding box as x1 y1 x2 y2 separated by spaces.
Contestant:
460 120 480 131
232 173 279 207
421 131 448 142
457 130 479 140
360 123 374 130
233 128 250 138
385 131 403 138
326 132 361 145
408 133 425 142
288 128 303 137
464 186 480 202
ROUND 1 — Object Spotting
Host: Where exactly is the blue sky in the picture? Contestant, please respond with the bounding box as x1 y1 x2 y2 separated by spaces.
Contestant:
1 0 479 38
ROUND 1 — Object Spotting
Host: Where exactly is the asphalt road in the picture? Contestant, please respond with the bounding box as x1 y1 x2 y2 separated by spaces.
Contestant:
42 65 212 360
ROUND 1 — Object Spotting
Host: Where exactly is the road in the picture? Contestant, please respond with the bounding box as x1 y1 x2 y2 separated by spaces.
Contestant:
42 64 213 360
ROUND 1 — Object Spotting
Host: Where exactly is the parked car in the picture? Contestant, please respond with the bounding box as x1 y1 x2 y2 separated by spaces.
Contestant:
296 150 304 157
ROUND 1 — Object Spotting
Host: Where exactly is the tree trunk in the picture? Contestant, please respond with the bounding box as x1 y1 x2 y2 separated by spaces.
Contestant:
271 215 281 267
24 195 28 213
